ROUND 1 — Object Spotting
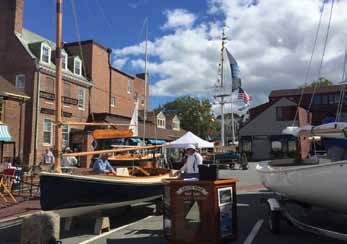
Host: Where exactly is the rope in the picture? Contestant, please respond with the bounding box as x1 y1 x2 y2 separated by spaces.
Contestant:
307 0 335 113
336 46 347 121
292 1 325 126
69 0 88 80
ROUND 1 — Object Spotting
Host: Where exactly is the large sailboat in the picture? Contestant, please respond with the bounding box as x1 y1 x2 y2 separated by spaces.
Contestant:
256 0 347 216
39 1 175 217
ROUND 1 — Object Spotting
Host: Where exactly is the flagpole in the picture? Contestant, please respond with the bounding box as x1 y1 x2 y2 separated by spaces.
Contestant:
231 89 235 145
220 26 226 147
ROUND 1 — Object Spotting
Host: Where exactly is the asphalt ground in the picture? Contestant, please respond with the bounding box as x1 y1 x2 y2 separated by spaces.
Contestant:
0 163 346 244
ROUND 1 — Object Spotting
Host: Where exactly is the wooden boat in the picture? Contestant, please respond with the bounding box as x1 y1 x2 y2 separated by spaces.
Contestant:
40 168 173 217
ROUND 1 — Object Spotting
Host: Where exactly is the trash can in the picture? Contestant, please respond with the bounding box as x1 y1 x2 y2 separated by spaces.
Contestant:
163 179 239 244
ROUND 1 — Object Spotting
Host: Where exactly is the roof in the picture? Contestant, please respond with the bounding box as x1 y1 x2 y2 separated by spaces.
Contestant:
269 84 346 97
0 76 30 100
15 29 89 84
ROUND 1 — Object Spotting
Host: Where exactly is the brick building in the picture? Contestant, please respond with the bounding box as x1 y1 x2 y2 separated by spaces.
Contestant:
0 0 181 166
239 84 347 160
0 76 30 163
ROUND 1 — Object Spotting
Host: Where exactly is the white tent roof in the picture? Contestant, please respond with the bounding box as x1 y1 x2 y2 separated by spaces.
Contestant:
167 131 214 148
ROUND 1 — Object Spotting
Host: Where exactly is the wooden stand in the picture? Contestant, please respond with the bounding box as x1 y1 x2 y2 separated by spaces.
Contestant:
163 179 238 244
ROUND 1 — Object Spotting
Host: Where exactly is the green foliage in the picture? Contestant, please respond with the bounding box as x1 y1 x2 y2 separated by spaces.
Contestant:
298 77 333 88
154 96 218 139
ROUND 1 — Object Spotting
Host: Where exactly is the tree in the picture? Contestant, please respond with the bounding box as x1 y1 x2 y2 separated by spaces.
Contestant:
154 96 218 139
298 77 333 88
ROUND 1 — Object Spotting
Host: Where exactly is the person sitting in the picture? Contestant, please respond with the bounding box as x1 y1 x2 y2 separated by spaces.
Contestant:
62 147 78 167
92 153 116 175
178 144 203 178
42 148 55 165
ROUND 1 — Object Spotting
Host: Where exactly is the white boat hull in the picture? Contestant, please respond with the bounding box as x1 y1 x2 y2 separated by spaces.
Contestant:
256 160 347 213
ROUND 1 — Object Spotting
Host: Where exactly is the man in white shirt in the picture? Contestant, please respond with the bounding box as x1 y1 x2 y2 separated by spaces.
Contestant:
180 144 203 176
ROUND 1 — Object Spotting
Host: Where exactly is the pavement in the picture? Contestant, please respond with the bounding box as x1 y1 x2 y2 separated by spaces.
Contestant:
0 163 346 244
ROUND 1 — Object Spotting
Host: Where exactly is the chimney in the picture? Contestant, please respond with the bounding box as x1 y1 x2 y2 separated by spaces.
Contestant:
0 0 24 36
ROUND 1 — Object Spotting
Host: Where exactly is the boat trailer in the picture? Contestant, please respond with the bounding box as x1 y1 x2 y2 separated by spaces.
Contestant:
266 198 347 242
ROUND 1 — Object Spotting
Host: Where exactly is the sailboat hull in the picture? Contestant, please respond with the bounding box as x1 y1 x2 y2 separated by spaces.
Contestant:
256 160 347 213
40 172 167 217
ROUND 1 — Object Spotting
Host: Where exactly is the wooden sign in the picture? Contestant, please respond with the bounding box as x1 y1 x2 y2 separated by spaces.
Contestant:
92 129 133 139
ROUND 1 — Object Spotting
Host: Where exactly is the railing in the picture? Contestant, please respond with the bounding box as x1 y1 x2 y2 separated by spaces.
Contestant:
39 91 55 100
40 91 78 105
62 96 78 105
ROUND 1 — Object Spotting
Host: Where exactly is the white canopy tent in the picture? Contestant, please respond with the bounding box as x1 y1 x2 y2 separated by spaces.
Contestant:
167 131 214 148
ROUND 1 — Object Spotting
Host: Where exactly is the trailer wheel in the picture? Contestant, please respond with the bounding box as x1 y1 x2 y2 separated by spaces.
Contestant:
268 210 281 234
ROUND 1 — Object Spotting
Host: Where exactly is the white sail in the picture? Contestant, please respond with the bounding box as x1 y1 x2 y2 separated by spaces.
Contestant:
129 101 139 136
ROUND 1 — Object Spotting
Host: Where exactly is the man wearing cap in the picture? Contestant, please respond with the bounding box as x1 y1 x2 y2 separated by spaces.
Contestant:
62 147 78 167
179 144 203 177
93 153 117 175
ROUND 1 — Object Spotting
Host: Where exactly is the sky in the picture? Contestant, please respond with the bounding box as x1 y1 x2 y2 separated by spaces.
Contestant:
23 0 347 113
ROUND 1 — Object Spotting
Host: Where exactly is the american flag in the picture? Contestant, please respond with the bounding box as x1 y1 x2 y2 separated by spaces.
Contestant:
238 88 252 104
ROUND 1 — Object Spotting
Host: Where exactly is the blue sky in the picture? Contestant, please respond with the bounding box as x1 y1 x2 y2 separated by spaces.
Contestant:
23 0 347 113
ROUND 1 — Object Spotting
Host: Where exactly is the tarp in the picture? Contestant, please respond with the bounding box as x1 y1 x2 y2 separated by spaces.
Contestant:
167 131 214 148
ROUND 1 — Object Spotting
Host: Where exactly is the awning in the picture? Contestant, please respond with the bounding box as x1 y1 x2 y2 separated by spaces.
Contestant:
0 125 12 142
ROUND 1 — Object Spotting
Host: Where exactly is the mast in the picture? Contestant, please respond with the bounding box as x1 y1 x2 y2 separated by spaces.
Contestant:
220 26 227 147
54 0 63 172
143 18 148 144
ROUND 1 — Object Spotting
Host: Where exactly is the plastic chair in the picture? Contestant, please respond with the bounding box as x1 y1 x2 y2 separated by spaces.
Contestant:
0 168 17 203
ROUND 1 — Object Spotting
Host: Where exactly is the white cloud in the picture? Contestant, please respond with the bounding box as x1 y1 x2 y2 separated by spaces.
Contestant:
113 0 347 109
162 9 197 30
112 58 128 69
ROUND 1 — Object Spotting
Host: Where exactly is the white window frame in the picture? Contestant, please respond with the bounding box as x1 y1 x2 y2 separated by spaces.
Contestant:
0 97 4 124
41 43 51 64
157 112 166 129
111 96 116 107
78 88 85 110
15 74 25 89
43 118 53 146
61 52 68 70
127 80 132 94
74 57 82 76
62 124 70 147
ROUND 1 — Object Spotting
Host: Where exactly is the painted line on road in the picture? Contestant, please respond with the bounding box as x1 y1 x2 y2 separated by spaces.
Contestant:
237 203 250 207
79 215 154 244
243 219 264 244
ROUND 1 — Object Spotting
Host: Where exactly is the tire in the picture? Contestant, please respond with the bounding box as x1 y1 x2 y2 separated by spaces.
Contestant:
268 210 281 234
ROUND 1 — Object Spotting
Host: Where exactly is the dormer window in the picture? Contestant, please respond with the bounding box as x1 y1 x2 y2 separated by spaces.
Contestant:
61 52 67 70
157 112 166 129
74 57 82 76
41 43 51 64
172 116 180 131
127 80 132 94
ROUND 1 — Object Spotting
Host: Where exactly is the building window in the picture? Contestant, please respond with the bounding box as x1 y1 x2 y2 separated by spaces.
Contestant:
288 140 297 152
127 80 132 94
0 97 4 123
321 95 328 104
157 118 165 128
141 95 145 106
313 95 321 105
41 43 51 64
111 96 116 107
63 82 71 97
62 52 68 70
43 119 53 145
78 88 85 110
271 141 282 152
172 117 180 131
74 58 82 76
328 94 335 104
134 92 138 102
62 124 69 147
15 74 25 89
276 106 296 121
242 140 252 152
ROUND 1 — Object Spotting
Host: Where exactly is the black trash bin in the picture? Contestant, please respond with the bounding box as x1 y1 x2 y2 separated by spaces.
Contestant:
199 164 218 181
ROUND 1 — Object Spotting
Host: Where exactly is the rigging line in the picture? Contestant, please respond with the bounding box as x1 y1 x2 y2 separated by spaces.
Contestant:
336 47 347 121
292 1 325 126
307 0 335 113
69 0 88 80
95 0 117 44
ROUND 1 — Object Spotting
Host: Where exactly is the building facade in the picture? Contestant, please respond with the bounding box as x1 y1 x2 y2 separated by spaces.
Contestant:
240 85 347 160
0 0 180 166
